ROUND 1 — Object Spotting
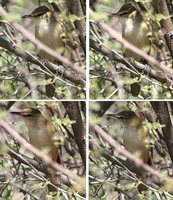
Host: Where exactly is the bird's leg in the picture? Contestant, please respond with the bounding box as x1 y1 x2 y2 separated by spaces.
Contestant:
38 58 56 97
39 58 54 76
143 64 151 76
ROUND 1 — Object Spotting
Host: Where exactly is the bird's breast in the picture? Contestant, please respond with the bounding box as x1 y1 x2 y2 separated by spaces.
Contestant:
123 18 150 61
36 21 64 50
123 124 149 163
24 118 57 159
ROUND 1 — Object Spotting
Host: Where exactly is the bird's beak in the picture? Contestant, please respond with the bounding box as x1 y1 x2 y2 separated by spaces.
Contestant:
21 14 32 19
9 108 22 115
106 113 116 118
106 112 122 119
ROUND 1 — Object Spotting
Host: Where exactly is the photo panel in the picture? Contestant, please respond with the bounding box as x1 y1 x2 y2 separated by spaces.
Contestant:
0 1 86 99
0 101 86 199
90 1 173 99
89 101 173 199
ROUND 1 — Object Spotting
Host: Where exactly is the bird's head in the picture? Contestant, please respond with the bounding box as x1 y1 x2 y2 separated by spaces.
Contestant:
107 110 137 121
10 107 41 118
22 6 50 20
115 110 136 121
115 3 137 18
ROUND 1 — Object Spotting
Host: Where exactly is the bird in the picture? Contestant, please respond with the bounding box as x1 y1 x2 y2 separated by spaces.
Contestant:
113 3 151 96
10 104 61 192
22 4 69 98
115 110 151 192
116 110 150 163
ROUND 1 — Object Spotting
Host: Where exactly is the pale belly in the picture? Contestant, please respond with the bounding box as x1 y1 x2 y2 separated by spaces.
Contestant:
26 121 57 161
123 125 149 163
123 19 150 62
36 22 65 62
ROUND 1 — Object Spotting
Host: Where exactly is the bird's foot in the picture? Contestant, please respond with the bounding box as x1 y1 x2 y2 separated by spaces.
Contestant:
143 64 151 76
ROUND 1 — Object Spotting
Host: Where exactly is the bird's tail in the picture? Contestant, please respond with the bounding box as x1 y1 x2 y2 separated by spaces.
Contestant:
45 74 55 98
47 147 62 192
46 173 57 193
136 174 149 193
130 72 140 97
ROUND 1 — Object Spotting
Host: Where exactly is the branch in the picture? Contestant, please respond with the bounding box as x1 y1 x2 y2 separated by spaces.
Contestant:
0 37 85 87
93 124 167 181
65 0 86 54
90 18 173 79
0 5 85 77
152 0 173 58
0 119 85 195
8 149 72 187
151 101 173 163
62 102 86 167
90 38 173 86
91 101 114 117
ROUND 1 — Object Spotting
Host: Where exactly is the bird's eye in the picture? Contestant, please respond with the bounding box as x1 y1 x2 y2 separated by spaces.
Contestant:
26 114 33 117
23 113 33 117
32 12 44 18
